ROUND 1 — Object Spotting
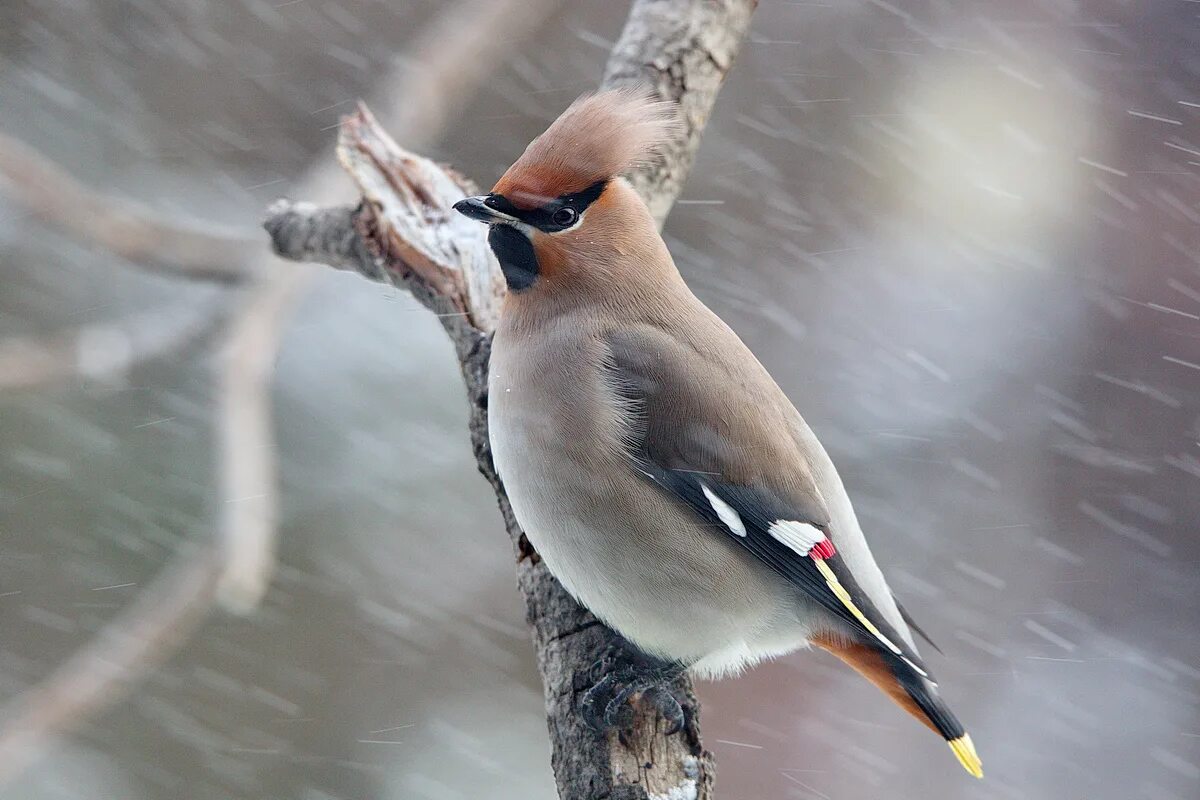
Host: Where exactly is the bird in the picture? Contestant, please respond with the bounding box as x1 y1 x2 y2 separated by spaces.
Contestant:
453 88 983 779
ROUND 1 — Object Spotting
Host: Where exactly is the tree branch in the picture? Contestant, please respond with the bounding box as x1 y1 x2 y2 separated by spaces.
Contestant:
0 545 224 788
0 0 564 788
604 0 760 226
265 2 757 797
0 133 260 283
0 300 225 391
212 265 317 613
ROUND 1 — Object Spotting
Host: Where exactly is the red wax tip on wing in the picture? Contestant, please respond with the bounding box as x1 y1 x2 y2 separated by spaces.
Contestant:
810 538 837 560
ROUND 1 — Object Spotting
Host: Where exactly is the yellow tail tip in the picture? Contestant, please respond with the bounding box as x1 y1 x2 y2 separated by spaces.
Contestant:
948 734 984 779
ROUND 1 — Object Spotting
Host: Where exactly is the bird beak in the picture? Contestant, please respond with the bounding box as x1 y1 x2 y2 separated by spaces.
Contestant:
453 195 514 224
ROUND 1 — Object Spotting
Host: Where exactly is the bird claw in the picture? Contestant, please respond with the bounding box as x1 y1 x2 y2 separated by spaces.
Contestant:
581 671 619 731
580 649 687 736
642 684 686 735
603 683 639 731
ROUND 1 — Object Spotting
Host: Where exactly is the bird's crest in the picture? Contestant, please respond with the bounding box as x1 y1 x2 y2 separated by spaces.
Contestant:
492 87 680 208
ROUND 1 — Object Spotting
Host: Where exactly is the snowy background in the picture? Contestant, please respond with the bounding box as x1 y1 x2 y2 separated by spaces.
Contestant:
1 1 1199 798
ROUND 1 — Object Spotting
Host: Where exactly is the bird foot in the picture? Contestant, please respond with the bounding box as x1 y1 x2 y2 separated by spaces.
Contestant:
580 647 687 736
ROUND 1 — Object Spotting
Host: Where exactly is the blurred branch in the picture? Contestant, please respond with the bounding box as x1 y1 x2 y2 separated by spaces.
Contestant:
212 266 316 613
0 0 564 787
0 545 224 788
0 273 310 783
0 301 224 391
213 0 566 609
370 0 567 148
0 133 260 283
265 1 757 797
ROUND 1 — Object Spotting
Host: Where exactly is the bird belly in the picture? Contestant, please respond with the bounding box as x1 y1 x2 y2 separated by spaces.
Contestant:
498 454 812 674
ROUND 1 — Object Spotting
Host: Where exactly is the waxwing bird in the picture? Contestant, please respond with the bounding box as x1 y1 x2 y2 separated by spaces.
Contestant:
453 88 983 779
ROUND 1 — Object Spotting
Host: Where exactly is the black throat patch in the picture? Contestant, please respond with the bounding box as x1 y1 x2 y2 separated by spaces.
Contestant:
484 179 608 292
488 225 539 292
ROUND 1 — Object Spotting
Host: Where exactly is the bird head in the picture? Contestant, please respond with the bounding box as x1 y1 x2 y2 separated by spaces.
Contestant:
454 88 679 296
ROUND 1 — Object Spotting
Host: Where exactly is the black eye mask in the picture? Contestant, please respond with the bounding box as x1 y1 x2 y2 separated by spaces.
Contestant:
483 179 608 292
485 179 607 233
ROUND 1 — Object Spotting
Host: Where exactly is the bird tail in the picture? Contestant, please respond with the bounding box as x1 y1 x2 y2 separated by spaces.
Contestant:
813 633 983 778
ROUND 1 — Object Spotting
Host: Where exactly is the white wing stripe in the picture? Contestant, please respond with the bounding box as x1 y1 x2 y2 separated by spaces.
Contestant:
767 520 825 556
700 483 746 537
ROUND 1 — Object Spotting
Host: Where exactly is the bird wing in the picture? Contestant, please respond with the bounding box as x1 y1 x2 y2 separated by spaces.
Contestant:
603 322 985 779
603 323 933 681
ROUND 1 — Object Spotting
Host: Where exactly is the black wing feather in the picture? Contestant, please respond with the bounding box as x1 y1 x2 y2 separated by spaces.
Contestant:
638 460 934 681
896 597 944 655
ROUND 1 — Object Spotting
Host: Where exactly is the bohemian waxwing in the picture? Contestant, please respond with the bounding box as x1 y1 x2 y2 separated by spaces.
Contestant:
453 88 983 779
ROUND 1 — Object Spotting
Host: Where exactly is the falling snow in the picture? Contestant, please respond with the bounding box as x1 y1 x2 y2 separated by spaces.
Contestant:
1 1 1199 799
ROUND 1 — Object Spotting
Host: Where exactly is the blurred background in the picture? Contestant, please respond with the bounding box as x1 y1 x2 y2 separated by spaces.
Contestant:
2 0 1199 798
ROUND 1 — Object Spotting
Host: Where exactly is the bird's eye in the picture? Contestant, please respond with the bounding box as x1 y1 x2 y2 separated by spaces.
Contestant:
551 207 578 227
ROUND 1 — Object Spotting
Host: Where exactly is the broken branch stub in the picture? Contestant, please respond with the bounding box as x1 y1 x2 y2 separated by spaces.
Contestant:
336 104 505 336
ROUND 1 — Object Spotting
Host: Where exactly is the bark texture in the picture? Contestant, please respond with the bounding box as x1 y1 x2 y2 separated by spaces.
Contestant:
265 2 757 797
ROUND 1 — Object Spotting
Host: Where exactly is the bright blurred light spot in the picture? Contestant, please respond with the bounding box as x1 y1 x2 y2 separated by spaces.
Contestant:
889 61 1086 241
